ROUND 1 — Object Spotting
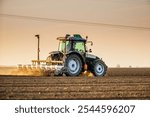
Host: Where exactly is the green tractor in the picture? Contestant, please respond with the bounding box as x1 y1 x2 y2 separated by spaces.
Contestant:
44 34 107 77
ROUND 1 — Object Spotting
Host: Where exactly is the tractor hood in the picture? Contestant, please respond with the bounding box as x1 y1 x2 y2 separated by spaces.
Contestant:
49 51 62 55
86 54 99 59
48 51 63 61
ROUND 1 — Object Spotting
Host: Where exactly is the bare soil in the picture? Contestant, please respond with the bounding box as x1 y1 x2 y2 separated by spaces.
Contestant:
0 75 150 99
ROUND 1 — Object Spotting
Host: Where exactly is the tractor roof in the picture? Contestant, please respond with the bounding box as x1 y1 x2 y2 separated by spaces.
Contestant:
57 34 87 42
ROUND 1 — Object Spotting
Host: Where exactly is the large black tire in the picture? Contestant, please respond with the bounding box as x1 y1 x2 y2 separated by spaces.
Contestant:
91 59 107 77
65 54 82 76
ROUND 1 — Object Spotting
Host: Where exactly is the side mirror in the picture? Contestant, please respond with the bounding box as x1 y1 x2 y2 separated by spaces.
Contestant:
87 41 93 46
86 36 88 40
89 49 92 53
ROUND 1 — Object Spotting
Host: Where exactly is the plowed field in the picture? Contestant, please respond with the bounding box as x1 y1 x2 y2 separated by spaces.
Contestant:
0 75 150 99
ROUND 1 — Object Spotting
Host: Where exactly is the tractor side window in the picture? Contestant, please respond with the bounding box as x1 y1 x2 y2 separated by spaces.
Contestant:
59 41 65 52
74 42 85 52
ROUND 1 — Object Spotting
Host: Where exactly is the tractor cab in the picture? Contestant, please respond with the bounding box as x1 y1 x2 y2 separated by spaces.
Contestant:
57 34 87 54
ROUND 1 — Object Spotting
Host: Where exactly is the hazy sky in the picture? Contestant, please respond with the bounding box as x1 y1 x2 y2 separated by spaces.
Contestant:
0 0 150 67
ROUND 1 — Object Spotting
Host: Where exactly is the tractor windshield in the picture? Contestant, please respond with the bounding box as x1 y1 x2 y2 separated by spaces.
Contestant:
59 41 70 53
59 41 65 52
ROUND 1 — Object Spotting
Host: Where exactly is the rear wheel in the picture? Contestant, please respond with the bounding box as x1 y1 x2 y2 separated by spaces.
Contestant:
65 54 82 76
91 59 107 77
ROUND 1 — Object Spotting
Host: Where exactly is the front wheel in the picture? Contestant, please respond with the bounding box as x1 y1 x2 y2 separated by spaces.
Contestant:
91 59 107 77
